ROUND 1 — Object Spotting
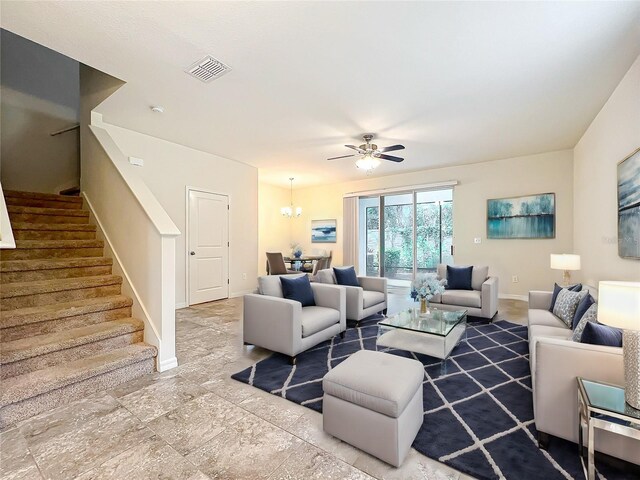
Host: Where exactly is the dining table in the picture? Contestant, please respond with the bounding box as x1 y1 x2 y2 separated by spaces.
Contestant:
283 255 326 271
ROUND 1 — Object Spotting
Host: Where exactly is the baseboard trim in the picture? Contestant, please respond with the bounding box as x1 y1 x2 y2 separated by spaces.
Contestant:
230 289 254 298
499 294 528 302
158 356 178 372
175 302 188 309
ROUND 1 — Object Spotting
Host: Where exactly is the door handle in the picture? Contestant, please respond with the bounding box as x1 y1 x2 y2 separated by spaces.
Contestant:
190 251 196 256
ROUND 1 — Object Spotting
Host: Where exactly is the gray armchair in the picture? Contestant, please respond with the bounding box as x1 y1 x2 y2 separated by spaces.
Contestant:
430 264 498 319
243 274 346 364
316 268 387 325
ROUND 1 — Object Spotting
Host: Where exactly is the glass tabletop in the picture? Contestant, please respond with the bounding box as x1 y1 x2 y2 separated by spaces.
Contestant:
579 378 640 422
379 308 467 337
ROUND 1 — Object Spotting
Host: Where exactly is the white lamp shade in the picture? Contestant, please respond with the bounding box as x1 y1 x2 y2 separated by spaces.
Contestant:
597 281 640 331
550 254 581 271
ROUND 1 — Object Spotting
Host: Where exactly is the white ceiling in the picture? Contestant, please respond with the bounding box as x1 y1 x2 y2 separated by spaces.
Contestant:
2 1 640 188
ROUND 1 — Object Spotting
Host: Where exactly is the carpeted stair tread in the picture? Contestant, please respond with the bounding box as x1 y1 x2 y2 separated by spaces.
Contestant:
5 240 103 253
0 295 133 329
9 222 96 232
1 318 144 364
0 257 112 273
0 275 122 299
7 205 90 217
3 190 83 204
0 343 157 408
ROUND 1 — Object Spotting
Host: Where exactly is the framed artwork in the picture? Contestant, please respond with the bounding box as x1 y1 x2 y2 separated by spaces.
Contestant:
311 219 337 243
487 193 555 239
618 148 640 259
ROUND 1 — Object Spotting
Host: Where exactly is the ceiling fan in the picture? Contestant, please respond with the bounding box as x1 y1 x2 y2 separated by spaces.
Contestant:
327 134 405 171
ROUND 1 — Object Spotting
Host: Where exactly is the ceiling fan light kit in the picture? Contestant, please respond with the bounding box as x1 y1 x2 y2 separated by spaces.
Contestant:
327 134 405 172
281 177 302 218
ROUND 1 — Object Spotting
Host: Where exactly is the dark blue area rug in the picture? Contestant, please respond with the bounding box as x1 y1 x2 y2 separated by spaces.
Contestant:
232 316 632 480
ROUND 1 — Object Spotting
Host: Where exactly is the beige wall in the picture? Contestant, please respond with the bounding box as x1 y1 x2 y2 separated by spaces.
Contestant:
103 123 259 305
1 29 80 194
257 181 291 276
574 55 640 287
276 150 574 297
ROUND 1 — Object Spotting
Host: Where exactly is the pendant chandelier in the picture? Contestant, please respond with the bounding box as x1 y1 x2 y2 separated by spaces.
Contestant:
281 177 302 218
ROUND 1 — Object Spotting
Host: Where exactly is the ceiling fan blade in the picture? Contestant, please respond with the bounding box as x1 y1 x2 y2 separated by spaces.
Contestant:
345 145 365 153
379 144 405 153
378 154 404 162
327 154 357 160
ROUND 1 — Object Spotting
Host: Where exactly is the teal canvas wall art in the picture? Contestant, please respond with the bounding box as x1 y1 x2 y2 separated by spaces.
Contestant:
487 193 555 239
618 148 640 259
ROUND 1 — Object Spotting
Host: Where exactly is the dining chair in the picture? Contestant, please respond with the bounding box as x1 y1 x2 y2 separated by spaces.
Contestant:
325 250 333 268
266 252 296 275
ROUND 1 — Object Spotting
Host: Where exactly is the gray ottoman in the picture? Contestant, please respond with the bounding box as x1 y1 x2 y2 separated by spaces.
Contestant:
322 350 424 467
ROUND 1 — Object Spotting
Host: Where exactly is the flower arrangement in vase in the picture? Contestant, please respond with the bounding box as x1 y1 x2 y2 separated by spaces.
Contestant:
290 242 303 258
411 273 446 314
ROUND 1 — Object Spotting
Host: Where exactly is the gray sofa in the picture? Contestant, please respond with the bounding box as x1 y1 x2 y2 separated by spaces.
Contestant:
430 264 499 319
243 274 346 364
316 268 387 324
528 290 640 464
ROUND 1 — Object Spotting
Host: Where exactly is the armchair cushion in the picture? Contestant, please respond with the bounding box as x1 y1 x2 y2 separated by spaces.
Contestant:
442 290 481 308
334 266 360 287
281 275 315 307
301 306 340 337
446 265 473 290
363 290 385 308
258 273 305 297
471 266 489 291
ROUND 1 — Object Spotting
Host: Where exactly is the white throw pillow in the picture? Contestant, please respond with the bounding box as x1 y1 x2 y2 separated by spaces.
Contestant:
553 288 587 327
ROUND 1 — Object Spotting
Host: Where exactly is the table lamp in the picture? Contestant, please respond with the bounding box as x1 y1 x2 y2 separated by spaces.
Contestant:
597 281 640 409
550 254 581 285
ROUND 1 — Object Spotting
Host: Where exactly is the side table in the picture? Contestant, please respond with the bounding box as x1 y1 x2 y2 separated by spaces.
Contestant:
577 377 640 479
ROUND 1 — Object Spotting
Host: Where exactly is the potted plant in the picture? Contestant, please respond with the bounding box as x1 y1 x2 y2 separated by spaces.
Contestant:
411 273 446 314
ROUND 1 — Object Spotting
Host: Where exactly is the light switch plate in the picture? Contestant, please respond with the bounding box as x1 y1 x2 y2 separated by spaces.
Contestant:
129 156 144 167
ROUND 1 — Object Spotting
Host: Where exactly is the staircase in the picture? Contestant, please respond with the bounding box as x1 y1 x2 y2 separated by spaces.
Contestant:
0 190 157 428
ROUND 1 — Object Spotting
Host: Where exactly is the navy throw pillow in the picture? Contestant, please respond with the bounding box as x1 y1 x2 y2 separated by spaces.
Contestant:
446 265 473 290
333 266 360 287
280 275 315 307
580 322 623 348
549 283 582 312
572 293 595 330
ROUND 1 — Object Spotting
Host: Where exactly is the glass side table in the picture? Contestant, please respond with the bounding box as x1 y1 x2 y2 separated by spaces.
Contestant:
577 378 640 480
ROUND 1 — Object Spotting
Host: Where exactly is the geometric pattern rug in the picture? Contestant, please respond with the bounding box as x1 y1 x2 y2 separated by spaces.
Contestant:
232 317 631 480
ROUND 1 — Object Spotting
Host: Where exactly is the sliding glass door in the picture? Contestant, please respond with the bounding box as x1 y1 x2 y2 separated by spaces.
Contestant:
358 188 453 284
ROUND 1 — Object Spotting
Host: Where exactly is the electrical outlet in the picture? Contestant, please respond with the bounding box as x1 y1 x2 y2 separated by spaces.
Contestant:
474 237 481 244
128 156 144 167
512 275 519 283
242 273 247 280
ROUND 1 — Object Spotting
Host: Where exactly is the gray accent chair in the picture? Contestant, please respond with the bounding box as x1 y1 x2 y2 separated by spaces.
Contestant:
430 264 498 319
528 290 640 464
322 350 424 467
316 268 387 325
243 274 346 364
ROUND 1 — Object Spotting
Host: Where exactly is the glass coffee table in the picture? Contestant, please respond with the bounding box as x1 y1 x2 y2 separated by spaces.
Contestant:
377 308 467 373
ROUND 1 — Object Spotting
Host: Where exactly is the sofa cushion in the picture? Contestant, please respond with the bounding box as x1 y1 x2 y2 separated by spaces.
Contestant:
581 322 623 347
301 306 340 337
471 266 489 291
322 350 423 417
281 275 316 307
334 266 360 287
529 324 573 343
258 274 305 297
572 293 595 329
572 303 598 342
446 265 473 290
442 290 481 308
549 283 582 312
552 289 587 327
363 290 385 309
528 309 567 329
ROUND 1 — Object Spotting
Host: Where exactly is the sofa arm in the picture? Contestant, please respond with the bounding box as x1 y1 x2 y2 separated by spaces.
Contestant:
534 337 624 443
358 276 388 295
529 291 553 310
243 294 302 356
310 283 346 330
481 276 499 318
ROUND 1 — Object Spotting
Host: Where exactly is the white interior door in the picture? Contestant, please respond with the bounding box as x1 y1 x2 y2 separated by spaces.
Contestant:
188 189 229 304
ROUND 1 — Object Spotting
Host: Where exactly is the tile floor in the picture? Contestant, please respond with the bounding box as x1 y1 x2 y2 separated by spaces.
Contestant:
1 295 528 480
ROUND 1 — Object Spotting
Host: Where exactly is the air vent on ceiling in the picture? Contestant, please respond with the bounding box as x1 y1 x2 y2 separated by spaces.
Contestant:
185 55 231 82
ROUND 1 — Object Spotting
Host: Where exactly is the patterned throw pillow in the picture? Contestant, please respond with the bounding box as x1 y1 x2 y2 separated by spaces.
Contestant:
572 303 597 342
553 288 587 327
